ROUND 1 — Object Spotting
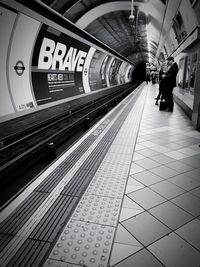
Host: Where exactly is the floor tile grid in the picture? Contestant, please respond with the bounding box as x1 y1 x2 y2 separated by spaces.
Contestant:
129 89 200 217
131 162 200 198
131 145 200 203
110 189 170 266
124 189 197 235
111 237 165 267
175 219 200 250
118 204 200 267
143 86 200 247
119 210 172 265
132 154 200 174
138 135 200 149
174 226 200 255
138 124 198 140
136 175 200 203
131 114 199 222
147 232 200 267
127 172 200 234
131 152 200 193
137 128 195 138
115 85 200 266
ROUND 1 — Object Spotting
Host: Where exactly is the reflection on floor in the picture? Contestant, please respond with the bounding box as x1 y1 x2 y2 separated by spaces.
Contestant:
110 83 200 267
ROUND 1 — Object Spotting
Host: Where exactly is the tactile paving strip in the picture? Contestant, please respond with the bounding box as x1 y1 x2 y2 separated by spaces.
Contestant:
71 195 121 226
45 220 115 267
108 144 134 155
94 164 129 180
85 177 127 198
112 134 138 146
44 259 81 267
101 152 131 165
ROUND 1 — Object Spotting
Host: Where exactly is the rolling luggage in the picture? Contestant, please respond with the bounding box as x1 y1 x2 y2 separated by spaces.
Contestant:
159 100 174 111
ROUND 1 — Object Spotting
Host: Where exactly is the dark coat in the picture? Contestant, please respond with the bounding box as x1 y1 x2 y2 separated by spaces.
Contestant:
159 69 164 81
164 62 178 89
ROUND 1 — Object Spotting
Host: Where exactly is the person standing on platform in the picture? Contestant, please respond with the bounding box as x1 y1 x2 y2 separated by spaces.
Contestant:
155 64 166 105
145 73 150 84
161 56 178 111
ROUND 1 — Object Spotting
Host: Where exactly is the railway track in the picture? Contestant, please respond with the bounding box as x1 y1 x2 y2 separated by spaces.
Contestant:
0 85 134 204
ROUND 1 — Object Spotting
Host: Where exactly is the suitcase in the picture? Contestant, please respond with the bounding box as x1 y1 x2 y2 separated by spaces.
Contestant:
159 101 174 111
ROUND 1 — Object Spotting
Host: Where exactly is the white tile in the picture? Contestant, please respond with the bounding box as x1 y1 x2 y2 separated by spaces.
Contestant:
133 170 163 186
168 174 200 191
176 219 200 250
132 152 145 161
150 165 179 179
125 178 145 194
165 151 189 160
114 224 143 247
120 196 144 221
171 192 200 217
135 144 146 151
190 187 200 198
153 126 172 132
129 163 145 174
122 195 144 210
137 148 160 157
125 184 143 194
138 134 155 141
127 177 145 186
136 137 146 143
165 161 194 173
188 145 200 152
151 145 171 153
140 141 157 148
119 207 143 221
184 169 200 181
109 243 142 266
184 131 200 138
177 148 200 156
151 154 175 164
148 232 200 267
135 158 161 169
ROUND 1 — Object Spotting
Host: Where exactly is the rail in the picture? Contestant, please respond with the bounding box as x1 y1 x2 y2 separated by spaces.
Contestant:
0 85 135 194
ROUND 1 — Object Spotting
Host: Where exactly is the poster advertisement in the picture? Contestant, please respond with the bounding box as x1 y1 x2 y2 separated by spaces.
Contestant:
109 59 121 86
89 50 109 91
31 24 91 105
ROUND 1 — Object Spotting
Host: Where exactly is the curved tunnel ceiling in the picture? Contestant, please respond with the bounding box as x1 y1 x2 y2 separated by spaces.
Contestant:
40 0 188 65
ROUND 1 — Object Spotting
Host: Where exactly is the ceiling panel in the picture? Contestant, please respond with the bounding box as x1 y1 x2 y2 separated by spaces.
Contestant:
38 0 181 64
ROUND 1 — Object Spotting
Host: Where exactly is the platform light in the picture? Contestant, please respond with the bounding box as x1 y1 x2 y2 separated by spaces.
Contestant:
129 0 135 25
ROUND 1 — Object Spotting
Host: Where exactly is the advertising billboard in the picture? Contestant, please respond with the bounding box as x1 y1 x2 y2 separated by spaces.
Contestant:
31 25 91 105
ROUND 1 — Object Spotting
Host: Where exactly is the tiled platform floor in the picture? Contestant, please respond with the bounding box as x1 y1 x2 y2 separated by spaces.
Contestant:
1 83 200 267
40 83 200 267
110 84 200 267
